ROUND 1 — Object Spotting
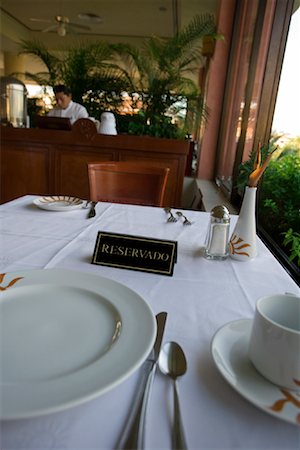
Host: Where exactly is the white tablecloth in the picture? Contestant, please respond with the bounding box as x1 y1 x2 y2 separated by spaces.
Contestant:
1 195 299 449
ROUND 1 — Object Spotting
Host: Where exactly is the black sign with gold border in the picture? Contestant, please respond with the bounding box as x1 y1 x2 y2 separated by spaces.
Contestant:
91 231 177 276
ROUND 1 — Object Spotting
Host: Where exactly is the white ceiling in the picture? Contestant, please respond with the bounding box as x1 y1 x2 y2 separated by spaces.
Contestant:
0 0 219 51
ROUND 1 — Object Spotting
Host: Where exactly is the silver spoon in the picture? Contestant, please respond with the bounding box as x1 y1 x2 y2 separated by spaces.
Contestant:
158 341 188 450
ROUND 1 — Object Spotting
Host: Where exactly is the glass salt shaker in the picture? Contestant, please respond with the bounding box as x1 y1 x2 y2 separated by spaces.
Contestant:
204 205 230 260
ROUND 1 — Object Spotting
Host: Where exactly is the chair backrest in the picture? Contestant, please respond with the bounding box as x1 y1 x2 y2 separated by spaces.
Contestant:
87 161 170 206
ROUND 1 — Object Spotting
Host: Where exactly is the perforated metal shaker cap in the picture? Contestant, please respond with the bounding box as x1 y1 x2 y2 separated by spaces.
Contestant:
210 205 230 223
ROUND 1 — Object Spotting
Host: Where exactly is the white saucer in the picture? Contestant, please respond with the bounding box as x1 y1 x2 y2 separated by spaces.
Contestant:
211 319 300 426
34 196 84 211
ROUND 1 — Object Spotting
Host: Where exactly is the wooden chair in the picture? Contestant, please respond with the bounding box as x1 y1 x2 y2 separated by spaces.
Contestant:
87 161 170 207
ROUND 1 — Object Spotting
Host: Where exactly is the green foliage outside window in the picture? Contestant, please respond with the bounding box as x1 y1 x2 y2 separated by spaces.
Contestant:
237 137 300 268
282 229 300 266
257 142 300 267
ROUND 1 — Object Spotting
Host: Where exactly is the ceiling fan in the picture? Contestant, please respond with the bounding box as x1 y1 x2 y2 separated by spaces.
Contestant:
30 15 91 37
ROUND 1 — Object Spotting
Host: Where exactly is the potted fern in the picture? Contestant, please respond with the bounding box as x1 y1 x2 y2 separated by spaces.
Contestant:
18 39 133 119
18 14 218 138
111 14 218 138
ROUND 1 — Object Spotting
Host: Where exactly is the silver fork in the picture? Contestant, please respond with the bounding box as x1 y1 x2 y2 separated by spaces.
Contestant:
82 200 92 209
164 207 178 223
176 211 192 225
87 201 97 218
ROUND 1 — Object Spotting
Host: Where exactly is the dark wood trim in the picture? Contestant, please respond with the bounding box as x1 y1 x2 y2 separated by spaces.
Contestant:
258 225 300 286
253 0 295 144
228 0 294 205
230 0 268 195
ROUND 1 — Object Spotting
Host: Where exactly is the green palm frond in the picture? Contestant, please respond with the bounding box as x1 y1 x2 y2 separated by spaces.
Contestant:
171 14 217 48
18 39 61 84
111 43 151 91
165 14 215 59
121 13 217 92
109 14 219 134
10 71 51 86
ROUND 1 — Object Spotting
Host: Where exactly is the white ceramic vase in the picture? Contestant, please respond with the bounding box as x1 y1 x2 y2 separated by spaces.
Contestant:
229 186 257 260
99 112 117 135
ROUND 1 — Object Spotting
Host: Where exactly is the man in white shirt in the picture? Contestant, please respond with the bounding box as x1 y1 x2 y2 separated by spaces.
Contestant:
47 85 89 125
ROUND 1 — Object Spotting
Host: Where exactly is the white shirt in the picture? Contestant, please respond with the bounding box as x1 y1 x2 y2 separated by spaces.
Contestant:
47 100 89 124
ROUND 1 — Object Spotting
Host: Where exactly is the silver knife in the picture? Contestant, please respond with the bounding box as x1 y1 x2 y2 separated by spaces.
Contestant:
117 312 168 449
87 201 97 218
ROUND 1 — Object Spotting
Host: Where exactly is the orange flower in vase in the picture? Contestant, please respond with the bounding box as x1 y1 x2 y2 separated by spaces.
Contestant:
229 143 276 261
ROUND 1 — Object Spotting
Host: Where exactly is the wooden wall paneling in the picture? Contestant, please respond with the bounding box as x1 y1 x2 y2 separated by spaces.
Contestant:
1 143 51 202
53 146 117 199
1 127 190 207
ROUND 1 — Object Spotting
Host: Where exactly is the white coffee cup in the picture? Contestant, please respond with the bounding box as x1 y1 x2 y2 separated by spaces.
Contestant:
248 293 300 391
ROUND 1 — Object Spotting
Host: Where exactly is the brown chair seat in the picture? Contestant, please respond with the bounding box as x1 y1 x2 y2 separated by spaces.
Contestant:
87 161 170 207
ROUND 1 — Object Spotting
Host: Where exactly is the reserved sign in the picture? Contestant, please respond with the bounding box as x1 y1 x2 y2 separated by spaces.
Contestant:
91 231 177 276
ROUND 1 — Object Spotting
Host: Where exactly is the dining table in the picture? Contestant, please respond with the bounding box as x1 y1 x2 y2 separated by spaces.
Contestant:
0 194 299 450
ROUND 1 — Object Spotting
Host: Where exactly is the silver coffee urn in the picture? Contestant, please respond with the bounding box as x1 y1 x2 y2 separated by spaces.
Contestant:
0 76 28 127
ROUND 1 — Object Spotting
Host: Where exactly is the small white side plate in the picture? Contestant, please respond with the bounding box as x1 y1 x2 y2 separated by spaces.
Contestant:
33 196 84 211
211 319 300 426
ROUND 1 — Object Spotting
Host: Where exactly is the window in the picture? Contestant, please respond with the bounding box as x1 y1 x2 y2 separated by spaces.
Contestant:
199 0 298 281
256 2 300 283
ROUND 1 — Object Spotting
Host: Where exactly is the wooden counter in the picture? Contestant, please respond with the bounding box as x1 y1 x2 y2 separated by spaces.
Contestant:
0 120 190 207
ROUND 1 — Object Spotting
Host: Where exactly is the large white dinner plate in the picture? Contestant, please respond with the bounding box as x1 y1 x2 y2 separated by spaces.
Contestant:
0 269 156 419
211 319 300 426
33 195 85 211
